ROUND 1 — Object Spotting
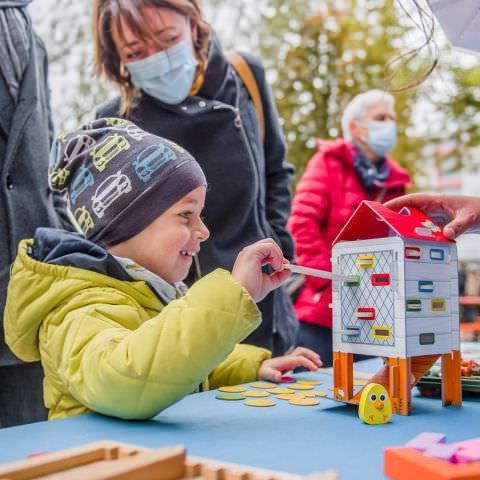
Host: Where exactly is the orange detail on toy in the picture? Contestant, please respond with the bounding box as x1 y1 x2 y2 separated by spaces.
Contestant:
384 447 480 480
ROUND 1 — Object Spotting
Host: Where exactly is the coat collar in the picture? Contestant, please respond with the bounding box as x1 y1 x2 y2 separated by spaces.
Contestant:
195 30 230 100
317 138 411 190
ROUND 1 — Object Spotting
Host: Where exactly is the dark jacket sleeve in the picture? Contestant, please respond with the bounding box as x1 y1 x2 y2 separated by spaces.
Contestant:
36 34 72 231
241 53 295 261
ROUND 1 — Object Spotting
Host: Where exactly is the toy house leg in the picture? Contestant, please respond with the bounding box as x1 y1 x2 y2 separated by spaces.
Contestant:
441 350 462 407
388 357 412 415
333 351 353 401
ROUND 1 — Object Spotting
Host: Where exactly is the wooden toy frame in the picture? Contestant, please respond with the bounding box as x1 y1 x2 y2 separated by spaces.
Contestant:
0 441 338 480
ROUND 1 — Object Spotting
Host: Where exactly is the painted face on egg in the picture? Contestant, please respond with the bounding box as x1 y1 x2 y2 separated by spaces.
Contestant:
358 383 392 425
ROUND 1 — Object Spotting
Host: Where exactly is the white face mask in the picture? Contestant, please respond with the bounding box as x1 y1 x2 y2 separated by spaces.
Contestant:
365 120 397 157
126 36 198 105
356 120 397 157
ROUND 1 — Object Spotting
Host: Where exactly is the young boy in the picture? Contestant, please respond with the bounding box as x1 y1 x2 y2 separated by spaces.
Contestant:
4 118 321 421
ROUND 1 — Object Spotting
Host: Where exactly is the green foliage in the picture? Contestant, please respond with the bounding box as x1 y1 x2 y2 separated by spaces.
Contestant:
258 0 427 183
32 0 480 184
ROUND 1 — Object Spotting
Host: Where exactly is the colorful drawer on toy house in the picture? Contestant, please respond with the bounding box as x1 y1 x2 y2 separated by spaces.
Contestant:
404 245 449 263
404 246 421 260
356 307 376 321
406 332 454 356
405 316 452 335
405 297 451 316
405 280 452 298
371 326 393 341
404 262 455 282
371 273 391 286
356 255 376 269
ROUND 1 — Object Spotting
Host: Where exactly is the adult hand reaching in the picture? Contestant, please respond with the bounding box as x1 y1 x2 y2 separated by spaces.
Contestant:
384 194 480 240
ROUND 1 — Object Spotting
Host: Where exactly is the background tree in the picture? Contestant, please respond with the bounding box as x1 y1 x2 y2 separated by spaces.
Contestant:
258 0 430 181
31 0 114 132
30 0 480 186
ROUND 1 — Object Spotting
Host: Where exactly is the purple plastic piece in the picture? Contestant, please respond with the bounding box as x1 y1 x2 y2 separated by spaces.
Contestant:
453 438 480 463
405 432 446 451
424 443 459 462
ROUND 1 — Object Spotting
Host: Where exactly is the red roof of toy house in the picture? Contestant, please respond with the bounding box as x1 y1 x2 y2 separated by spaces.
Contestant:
332 200 454 246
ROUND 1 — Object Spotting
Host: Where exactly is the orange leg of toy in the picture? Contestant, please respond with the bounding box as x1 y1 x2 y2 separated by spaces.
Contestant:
333 351 353 401
388 358 412 415
441 350 462 407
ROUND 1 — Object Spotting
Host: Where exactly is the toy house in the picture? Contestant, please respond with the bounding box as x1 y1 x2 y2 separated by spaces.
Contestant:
331 200 461 415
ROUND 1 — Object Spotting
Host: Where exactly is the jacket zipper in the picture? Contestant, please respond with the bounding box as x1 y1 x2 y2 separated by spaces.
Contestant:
212 74 276 332
212 73 268 241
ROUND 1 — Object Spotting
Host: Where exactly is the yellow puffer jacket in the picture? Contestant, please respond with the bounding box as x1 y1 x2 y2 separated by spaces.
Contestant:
4 235 270 420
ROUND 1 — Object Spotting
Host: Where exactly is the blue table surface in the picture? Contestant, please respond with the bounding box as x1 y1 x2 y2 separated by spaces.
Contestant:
0 358 479 480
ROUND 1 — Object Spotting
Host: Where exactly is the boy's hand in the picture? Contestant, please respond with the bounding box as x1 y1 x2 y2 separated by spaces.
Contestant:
232 239 291 302
258 347 322 382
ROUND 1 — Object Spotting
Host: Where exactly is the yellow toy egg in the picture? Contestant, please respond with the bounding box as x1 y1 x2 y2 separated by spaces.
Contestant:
358 383 392 425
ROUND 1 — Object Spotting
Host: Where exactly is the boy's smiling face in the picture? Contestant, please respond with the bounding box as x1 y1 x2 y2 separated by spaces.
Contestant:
109 186 209 283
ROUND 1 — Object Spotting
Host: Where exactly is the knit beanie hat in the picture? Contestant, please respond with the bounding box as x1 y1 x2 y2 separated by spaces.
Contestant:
49 117 207 247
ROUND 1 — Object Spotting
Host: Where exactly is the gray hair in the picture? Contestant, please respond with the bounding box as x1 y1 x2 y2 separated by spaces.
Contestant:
341 90 395 141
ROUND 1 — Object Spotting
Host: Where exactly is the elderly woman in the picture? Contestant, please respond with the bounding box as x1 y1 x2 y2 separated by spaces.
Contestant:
289 89 411 366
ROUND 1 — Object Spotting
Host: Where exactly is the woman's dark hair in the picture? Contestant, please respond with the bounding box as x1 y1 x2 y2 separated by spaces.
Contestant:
93 0 211 114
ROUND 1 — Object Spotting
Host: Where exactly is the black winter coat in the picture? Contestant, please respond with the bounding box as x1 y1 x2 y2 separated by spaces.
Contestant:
0 34 70 365
97 34 298 355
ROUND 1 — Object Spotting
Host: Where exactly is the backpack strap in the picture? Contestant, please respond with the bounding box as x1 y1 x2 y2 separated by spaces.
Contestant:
226 51 265 143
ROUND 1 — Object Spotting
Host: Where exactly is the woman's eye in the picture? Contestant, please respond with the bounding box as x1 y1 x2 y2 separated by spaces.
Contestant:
179 211 192 220
126 50 143 61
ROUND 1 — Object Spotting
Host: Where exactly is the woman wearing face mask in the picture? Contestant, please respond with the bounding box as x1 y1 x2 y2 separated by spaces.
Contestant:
288 89 411 366
92 0 297 356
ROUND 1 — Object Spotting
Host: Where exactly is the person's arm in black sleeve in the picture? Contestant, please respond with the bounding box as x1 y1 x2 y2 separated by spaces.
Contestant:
241 53 295 261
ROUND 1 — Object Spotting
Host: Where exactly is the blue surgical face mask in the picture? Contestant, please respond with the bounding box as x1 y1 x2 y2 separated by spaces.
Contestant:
365 120 397 157
126 37 198 105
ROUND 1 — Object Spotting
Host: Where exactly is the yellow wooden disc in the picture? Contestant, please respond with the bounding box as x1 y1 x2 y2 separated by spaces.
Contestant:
301 391 319 397
298 379 322 385
288 398 321 406
243 390 270 398
267 388 293 395
353 379 368 386
250 382 276 389
327 386 335 391
276 394 305 400
288 384 314 390
315 391 328 398
218 386 246 393
244 399 276 407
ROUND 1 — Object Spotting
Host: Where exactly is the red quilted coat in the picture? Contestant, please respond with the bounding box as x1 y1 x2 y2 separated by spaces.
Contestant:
288 139 411 329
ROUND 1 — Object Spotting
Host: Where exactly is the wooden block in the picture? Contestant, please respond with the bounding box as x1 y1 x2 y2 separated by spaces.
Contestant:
0 441 338 480
0 443 185 480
